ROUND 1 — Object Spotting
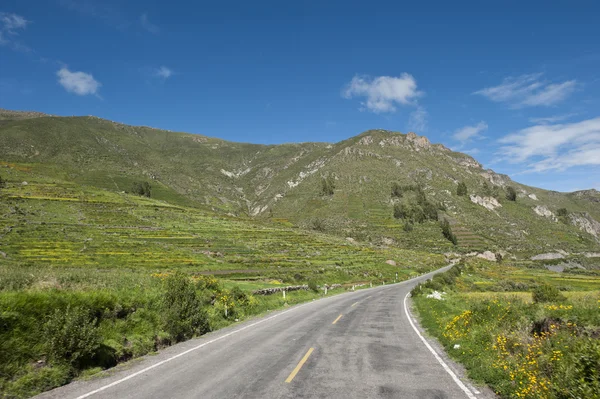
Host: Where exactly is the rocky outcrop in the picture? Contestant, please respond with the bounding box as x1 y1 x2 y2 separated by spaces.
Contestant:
476 251 497 262
470 195 502 211
480 170 510 186
531 253 565 261
406 132 431 150
533 205 557 221
569 213 600 238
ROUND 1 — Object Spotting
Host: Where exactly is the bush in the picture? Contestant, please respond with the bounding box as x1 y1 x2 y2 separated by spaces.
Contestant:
0 175 6 189
403 221 414 232
44 306 101 367
556 208 568 217
391 182 403 198
456 181 467 196
132 181 151 197
532 284 566 303
505 186 517 202
307 280 319 293
320 176 335 196
440 218 457 245
162 272 209 342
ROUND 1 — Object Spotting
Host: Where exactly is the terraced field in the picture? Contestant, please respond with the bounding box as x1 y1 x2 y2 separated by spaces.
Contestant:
0 171 444 287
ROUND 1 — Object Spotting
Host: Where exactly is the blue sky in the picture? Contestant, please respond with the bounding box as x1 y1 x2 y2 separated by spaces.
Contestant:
1 0 599 192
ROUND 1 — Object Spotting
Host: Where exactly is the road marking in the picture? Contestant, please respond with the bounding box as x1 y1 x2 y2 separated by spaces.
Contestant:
332 314 343 324
285 348 314 383
403 293 477 399
351 301 359 307
70 265 453 398
73 302 315 399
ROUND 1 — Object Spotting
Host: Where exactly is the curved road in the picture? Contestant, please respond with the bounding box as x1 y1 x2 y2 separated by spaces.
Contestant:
37 266 489 399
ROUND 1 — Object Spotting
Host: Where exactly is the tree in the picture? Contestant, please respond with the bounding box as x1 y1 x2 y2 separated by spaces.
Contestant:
456 181 467 196
391 182 403 198
556 208 568 217
393 203 408 219
506 186 517 202
0 175 6 189
440 218 457 245
132 181 151 197
320 176 335 196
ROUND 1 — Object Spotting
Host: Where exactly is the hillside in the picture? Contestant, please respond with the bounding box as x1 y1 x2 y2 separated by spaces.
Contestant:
1 109 599 257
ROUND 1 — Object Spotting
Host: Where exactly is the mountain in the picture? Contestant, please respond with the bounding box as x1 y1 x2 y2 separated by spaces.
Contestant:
1 109 599 256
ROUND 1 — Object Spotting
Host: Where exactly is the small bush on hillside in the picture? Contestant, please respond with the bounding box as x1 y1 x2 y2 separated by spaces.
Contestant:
307 280 319 293
44 306 101 367
230 286 249 306
132 181 151 197
0 175 6 189
391 182 403 198
320 176 335 196
505 186 517 202
456 181 467 196
403 221 414 232
440 218 457 245
556 207 568 217
162 272 209 342
532 284 566 303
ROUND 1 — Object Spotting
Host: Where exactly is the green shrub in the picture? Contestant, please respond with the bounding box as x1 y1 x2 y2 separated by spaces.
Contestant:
307 280 319 293
440 218 457 245
131 181 151 197
556 208 568 217
532 284 566 303
505 186 517 202
0 175 6 189
391 182 403 198
403 221 414 232
162 272 209 342
44 306 101 367
456 181 467 196
320 176 335 196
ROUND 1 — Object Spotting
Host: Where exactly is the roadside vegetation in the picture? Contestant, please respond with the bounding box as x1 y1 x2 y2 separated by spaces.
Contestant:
411 259 600 398
0 176 443 398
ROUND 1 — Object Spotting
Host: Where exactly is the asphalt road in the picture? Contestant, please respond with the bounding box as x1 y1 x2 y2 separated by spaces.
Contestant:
37 266 491 399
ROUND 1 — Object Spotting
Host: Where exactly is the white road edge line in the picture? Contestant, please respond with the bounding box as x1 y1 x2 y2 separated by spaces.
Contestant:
74 301 314 399
403 293 477 399
73 268 449 398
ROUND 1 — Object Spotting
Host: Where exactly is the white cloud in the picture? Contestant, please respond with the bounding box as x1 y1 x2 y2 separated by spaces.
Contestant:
408 106 428 132
154 66 173 79
475 73 577 107
0 12 29 49
499 117 600 171
453 121 488 142
57 67 101 96
343 73 422 113
0 12 28 34
529 113 577 124
140 13 159 34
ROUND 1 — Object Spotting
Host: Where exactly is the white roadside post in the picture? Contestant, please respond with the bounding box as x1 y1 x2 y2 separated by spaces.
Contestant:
283 290 286 300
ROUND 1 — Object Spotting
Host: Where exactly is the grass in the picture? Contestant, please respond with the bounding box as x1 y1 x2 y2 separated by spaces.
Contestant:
0 178 445 398
412 259 600 398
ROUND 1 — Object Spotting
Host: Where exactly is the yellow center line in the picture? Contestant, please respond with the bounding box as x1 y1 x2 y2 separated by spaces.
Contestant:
351 301 359 307
285 348 314 383
332 314 343 324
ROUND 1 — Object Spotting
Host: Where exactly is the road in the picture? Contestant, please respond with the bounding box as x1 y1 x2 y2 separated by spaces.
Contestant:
37 266 489 399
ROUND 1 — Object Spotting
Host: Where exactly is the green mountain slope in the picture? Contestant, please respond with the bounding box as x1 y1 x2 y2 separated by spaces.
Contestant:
1 109 599 256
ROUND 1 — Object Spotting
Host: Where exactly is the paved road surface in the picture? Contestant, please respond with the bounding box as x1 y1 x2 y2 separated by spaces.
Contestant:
37 266 490 399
